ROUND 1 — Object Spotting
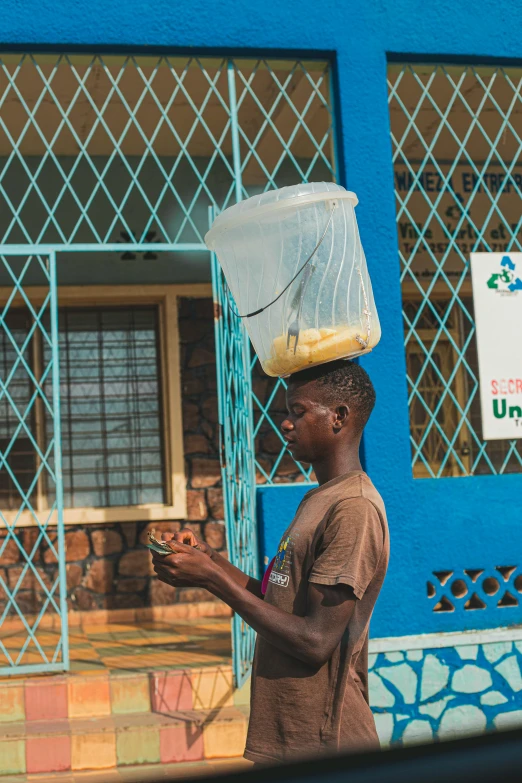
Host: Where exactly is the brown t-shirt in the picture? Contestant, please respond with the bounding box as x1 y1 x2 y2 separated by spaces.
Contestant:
244 471 389 764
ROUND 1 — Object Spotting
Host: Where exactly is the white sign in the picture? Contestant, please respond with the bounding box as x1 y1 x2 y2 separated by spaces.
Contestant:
470 253 522 440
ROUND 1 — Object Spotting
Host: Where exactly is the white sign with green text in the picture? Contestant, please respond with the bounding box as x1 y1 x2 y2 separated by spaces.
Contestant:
470 252 522 440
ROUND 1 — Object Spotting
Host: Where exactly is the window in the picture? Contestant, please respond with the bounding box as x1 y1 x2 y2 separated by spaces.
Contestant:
0 310 37 510
46 307 164 508
0 285 194 524
388 64 522 477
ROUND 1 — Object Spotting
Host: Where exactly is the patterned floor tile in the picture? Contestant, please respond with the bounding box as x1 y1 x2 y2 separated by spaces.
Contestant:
4 617 232 678
69 661 107 673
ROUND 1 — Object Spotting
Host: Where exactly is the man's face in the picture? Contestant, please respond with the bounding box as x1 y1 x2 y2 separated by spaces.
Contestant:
281 380 339 464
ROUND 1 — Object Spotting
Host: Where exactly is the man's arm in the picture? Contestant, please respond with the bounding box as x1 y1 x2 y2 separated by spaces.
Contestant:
152 542 355 668
209 550 264 599
162 529 263 599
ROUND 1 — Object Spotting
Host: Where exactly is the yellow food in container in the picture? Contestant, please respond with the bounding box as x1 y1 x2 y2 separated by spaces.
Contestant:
263 326 378 377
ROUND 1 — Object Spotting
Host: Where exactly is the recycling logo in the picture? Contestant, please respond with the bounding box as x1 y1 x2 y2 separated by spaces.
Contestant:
487 255 522 293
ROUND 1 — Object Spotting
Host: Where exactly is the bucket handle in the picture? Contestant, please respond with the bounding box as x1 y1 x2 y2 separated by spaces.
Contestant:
355 267 372 350
226 201 338 319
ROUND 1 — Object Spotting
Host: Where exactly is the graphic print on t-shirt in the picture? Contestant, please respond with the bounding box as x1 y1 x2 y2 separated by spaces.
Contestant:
269 531 297 588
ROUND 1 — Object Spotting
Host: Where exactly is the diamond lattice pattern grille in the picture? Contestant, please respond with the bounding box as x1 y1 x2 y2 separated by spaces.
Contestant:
0 54 236 245
0 55 334 251
233 60 334 197
388 64 522 477
0 53 336 486
0 254 66 670
212 254 259 685
235 60 336 484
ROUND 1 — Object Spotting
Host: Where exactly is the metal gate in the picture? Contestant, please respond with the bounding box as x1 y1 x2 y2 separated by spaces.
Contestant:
207 60 337 683
0 249 68 675
211 241 258 688
0 53 337 679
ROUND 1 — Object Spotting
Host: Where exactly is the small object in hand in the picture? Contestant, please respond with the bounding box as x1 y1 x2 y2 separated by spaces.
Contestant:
146 530 201 556
146 532 174 557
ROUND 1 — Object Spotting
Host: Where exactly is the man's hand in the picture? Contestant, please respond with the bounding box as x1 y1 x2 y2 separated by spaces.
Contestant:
152 540 220 589
160 528 215 559
152 526 264 600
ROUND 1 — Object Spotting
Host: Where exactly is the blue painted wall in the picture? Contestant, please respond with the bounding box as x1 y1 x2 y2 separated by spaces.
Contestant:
3 0 522 638
257 485 314 571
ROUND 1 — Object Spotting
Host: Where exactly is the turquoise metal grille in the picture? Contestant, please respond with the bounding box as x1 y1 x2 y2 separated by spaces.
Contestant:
252 367 315 485
0 53 337 680
210 60 336 682
388 64 522 477
0 54 236 245
232 59 335 197
0 250 68 675
211 246 258 688
0 54 333 249
230 58 337 485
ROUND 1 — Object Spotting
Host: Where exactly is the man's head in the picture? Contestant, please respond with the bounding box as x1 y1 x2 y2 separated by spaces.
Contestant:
281 360 376 465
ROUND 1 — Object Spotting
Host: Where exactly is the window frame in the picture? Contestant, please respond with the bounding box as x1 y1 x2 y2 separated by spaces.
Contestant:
0 283 212 526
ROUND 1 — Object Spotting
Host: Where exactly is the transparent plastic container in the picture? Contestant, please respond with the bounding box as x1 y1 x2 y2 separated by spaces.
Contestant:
205 182 381 377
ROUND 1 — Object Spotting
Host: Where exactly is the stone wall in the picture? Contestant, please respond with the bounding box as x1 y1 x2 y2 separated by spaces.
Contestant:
0 297 226 615
369 637 522 745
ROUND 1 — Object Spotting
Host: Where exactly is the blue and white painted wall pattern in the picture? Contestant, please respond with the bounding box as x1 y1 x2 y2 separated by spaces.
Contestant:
369 634 522 745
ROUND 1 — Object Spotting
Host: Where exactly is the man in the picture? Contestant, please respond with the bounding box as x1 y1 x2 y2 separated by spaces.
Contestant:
152 360 389 764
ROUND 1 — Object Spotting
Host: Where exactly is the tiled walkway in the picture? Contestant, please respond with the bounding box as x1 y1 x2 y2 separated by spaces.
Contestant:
0 616 247 778
1 617 232 675
1 757 252 782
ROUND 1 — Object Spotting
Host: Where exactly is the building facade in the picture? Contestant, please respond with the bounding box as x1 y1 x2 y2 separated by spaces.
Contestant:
1 0 522 749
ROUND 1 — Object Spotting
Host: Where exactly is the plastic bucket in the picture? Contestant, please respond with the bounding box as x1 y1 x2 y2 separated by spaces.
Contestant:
205 182 380 377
